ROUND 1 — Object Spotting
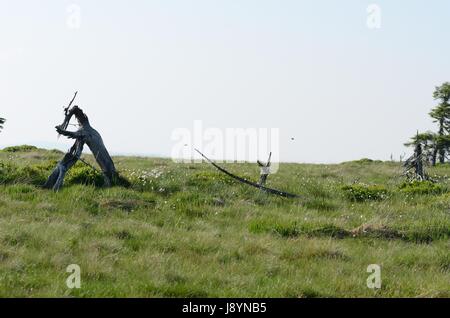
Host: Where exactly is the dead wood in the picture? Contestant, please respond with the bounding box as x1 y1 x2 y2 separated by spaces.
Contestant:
45 92 118 191
403 142 427 181
195 149 299 198
257 152 272 186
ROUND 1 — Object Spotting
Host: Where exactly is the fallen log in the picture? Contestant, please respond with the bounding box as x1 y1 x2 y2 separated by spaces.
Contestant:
195 149 299 198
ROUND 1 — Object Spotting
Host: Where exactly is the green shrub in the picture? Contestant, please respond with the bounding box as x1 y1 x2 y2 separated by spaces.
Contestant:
341 184 388 202
2 145 38 152
354 158 374 164
34 160 59 171
345 158 383 164
398 180 444 195
0 162 17 184
0 161 53 185
66 165 105 187
16 166 48 185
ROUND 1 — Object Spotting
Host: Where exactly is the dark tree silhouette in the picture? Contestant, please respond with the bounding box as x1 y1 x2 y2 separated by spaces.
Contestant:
429 82 450 164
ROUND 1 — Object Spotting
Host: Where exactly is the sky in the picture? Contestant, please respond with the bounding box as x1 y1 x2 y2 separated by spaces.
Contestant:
1 0 449 163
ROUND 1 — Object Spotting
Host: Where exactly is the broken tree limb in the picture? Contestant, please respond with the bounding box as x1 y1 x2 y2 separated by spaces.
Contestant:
64 91 78 115
195 149 299 198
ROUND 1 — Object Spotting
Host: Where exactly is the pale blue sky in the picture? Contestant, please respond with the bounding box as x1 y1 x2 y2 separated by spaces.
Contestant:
1 0 449 163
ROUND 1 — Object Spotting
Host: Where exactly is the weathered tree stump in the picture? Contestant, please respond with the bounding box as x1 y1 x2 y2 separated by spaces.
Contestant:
257 152 272 186
403 142 426 181
45 93 118 191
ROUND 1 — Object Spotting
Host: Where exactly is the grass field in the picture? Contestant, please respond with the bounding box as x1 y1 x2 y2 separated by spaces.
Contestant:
0 146 449 297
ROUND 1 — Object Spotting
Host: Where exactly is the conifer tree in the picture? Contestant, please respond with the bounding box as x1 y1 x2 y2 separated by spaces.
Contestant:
429 82 450 163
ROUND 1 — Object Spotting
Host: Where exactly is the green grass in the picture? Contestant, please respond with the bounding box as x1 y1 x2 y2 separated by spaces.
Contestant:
0 147 449 297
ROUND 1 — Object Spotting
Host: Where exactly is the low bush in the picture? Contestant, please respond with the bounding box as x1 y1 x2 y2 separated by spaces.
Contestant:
398 180 444 195
0 161 54 186
2 145 38 152
345 158 383 164
66 165 105 187
341 183 388 202
0 162 17 184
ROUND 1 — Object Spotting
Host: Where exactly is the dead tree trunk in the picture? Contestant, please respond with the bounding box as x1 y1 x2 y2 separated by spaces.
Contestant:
403 142 426 181
45 93 117 191
257 152 272 186
44 140 84 191
415 143 424 180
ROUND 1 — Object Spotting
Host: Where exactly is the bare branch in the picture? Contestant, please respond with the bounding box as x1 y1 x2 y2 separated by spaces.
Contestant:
195 149 299 198
64 91 78 115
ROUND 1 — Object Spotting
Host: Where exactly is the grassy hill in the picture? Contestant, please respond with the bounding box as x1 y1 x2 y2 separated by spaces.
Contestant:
0 146 449 297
